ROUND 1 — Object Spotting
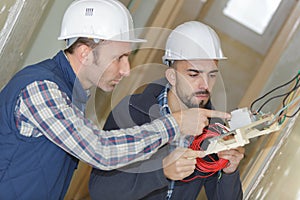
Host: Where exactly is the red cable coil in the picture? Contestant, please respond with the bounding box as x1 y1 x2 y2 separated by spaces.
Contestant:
182 126 229 181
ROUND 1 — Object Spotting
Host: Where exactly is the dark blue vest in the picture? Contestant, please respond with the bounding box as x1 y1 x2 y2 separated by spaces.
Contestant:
0 51 84 199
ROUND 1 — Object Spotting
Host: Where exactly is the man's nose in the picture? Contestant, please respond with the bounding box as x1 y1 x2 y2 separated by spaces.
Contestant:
198 74 209 89
120 57 130 77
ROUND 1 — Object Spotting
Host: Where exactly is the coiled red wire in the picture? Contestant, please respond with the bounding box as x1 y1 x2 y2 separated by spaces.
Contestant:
182 125 229 181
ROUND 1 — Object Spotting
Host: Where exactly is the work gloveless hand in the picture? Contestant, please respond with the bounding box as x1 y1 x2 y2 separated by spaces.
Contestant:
162 147 205 180
172 108 231 136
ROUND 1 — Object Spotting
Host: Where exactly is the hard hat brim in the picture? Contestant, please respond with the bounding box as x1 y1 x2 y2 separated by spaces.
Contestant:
58 36 147 43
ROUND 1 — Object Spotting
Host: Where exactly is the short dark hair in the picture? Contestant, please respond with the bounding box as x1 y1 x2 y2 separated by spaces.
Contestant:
168 60 178 69
64 37 98 54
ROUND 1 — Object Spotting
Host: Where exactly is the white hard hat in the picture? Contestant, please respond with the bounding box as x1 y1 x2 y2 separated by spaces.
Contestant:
58 0 145 46
162 21 226 64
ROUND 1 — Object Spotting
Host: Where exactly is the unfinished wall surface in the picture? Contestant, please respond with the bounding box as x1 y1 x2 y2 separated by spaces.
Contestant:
0 0 52 89
218 32 263 111
258 27 300 113
200 1 264 112
22 0 73 66
245 114 300 200
241 7 300 197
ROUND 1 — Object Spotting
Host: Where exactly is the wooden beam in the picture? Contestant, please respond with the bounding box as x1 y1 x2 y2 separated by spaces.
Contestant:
131 0 185 68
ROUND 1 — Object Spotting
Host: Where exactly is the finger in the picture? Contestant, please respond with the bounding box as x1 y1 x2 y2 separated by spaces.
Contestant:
177 165 196 173
236 147 245 154
218 153 233 161
184 150 206 159
173 163 196 174
202 109 231 119
218 150 236 159
218 150 244 162
176 157 197 166
218 148 245 157
183 160 197 167
203 117 209 126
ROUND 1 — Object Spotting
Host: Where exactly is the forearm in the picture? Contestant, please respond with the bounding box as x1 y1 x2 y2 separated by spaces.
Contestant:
89 115 179 169
17 81 180 170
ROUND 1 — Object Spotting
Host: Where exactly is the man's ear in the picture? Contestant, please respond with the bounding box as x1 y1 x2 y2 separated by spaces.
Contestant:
77 44 92 64
165 68 176 86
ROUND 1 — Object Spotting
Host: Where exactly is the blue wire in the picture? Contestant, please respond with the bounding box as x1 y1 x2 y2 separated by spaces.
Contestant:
166 180 175 200
165 136 187 199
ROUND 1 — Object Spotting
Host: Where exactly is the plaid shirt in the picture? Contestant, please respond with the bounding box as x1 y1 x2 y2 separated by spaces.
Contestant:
157 83 171 116
157 83 193 148
14 80 179 170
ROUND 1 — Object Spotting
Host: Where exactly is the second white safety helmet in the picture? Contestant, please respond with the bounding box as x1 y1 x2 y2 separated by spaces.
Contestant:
58 0 145 47
162 21 226 64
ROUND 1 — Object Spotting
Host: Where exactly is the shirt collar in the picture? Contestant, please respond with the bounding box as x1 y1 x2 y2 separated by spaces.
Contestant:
157 83 194 147
157 83 172 116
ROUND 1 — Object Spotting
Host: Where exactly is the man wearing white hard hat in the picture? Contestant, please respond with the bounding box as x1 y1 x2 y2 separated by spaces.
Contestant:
0 1 230 199
89 21 244 200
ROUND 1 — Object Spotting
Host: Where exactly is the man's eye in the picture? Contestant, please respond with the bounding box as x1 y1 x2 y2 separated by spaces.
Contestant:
209 73 217 78
114 56 123 62
189 73 198 77
116 55 129 62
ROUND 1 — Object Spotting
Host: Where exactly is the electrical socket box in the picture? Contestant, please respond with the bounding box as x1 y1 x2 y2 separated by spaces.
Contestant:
228 107 253 130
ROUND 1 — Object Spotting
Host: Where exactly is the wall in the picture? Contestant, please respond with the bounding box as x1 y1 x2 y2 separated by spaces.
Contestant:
245 114 300 199
199 0 264 111
217 32 263 111
0 0 52 89
258 27 300 113
22 0 73 66
240 6 300 197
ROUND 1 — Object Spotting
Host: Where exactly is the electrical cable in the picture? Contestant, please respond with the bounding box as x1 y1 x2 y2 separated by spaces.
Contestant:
166 135 187 200
283 76 299 106
250 72 300 114
286 106 300 118
270 95 300 124
182 124 229 182
250 71 300 125
257 85 299 113
281 75 300 119
166 125 229 198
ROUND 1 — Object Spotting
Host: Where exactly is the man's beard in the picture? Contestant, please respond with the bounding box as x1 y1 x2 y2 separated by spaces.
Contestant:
178 90 210 108
198 100 206 108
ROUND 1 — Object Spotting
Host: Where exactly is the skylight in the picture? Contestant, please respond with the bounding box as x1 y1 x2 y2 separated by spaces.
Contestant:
223 0 282 34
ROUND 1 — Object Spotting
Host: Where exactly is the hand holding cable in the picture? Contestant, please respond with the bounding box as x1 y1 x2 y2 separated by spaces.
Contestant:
218 147 245 174
162 148 205 180
172 108 231 136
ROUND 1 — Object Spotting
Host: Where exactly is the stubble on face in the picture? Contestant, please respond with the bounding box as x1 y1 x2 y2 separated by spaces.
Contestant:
172 60 217 109
91 41 131 92
176 87 210 108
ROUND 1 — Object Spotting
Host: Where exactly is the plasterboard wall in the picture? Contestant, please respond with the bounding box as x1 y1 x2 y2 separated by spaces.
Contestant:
0 0 51 89
22 0 73 67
